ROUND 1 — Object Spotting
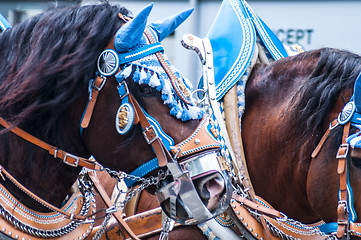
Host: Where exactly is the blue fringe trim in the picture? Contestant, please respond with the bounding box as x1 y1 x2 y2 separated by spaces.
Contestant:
115 57 204 122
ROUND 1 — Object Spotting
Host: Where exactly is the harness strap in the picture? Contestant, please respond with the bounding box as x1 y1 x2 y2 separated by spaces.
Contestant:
311 119 339 158
0 165 93 221
232 193 283 219
350 223 361 236
0 117 97 169
144 29 191 105
88 170 140 240
89 207 182 240
128 94 169 167
81 75 107 129
336 121 350 238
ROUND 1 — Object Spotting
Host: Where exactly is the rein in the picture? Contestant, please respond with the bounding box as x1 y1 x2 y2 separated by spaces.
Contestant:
0 117 98 169
0 115 143 240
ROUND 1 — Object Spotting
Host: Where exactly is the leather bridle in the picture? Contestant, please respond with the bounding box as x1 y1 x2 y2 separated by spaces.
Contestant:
311 102 361 239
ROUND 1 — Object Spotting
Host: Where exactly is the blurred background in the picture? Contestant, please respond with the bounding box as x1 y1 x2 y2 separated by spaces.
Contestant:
0 0 360 86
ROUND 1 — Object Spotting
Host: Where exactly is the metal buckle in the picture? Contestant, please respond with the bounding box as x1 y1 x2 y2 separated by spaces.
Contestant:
336 144 349 159
117 81 129 100
329 120 339 130
63 153 80 167
92 76 107 91
105 205 117 214
143 125 159 144
338 200 348 211
276 212 288 222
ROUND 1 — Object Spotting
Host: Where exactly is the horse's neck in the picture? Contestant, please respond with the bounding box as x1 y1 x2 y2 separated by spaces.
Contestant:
242 64 321 223
0 128 84 212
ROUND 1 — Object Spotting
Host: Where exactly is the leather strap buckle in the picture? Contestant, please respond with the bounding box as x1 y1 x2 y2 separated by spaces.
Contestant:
117 81 130 100
329 120 339 130
63 153 80 167
143 125 159 144
92 76 106 91
337 144 349 159
338 200 348 211
338 219 349 225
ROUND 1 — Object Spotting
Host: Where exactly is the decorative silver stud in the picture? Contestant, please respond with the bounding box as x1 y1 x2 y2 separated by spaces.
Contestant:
338 101 355 125
194 138 200 145
97 49 119 77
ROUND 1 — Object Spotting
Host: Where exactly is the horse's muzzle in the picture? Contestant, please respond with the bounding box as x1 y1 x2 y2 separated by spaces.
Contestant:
156 150 232 224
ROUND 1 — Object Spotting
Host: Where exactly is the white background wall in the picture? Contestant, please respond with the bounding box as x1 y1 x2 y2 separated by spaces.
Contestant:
84 0 361 86
247 1 361 54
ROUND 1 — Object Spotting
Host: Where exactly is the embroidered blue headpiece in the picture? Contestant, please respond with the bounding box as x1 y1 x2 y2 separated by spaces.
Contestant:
206 0 288 100
112 3 204 121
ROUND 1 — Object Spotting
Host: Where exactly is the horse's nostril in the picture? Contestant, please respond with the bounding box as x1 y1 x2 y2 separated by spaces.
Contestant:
194 172 226 211
206 175 225 196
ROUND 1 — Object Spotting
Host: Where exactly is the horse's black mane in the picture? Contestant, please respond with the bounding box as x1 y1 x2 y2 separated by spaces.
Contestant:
288 48 361 144
0 3 129 137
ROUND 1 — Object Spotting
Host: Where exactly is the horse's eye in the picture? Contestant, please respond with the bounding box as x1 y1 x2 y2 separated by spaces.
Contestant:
352 157 361 169
138 84 156 96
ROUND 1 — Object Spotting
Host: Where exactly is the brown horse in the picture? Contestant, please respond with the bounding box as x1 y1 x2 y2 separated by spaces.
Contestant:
0 3 231 240
242 47 361 225
102 47 361 239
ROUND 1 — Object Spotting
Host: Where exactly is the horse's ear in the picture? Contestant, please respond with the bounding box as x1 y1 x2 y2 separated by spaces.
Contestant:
354 72 361 111
148 8 194 42
115 3 153 53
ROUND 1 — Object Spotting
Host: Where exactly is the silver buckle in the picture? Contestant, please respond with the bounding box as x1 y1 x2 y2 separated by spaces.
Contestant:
336 144 349 159
92 76 107 91
329 120 339 130
143 125 159 144
63 153 80 167
117 81 129 100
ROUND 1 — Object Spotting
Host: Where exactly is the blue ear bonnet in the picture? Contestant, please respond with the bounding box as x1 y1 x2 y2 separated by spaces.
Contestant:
112 4 203 121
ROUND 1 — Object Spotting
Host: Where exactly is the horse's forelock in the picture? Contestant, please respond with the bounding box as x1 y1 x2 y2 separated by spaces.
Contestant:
0 3 129 137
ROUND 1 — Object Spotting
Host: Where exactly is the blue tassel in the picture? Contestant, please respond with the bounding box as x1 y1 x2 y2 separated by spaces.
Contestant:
121 64 132 79
139 68 147 84
181 109 191 121
170 104 180 116
198 109 205 119
132 66 140 83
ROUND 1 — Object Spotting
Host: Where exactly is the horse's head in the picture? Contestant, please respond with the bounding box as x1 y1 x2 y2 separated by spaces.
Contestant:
0 3 231 225
308 68 361 238
77 3 232 224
